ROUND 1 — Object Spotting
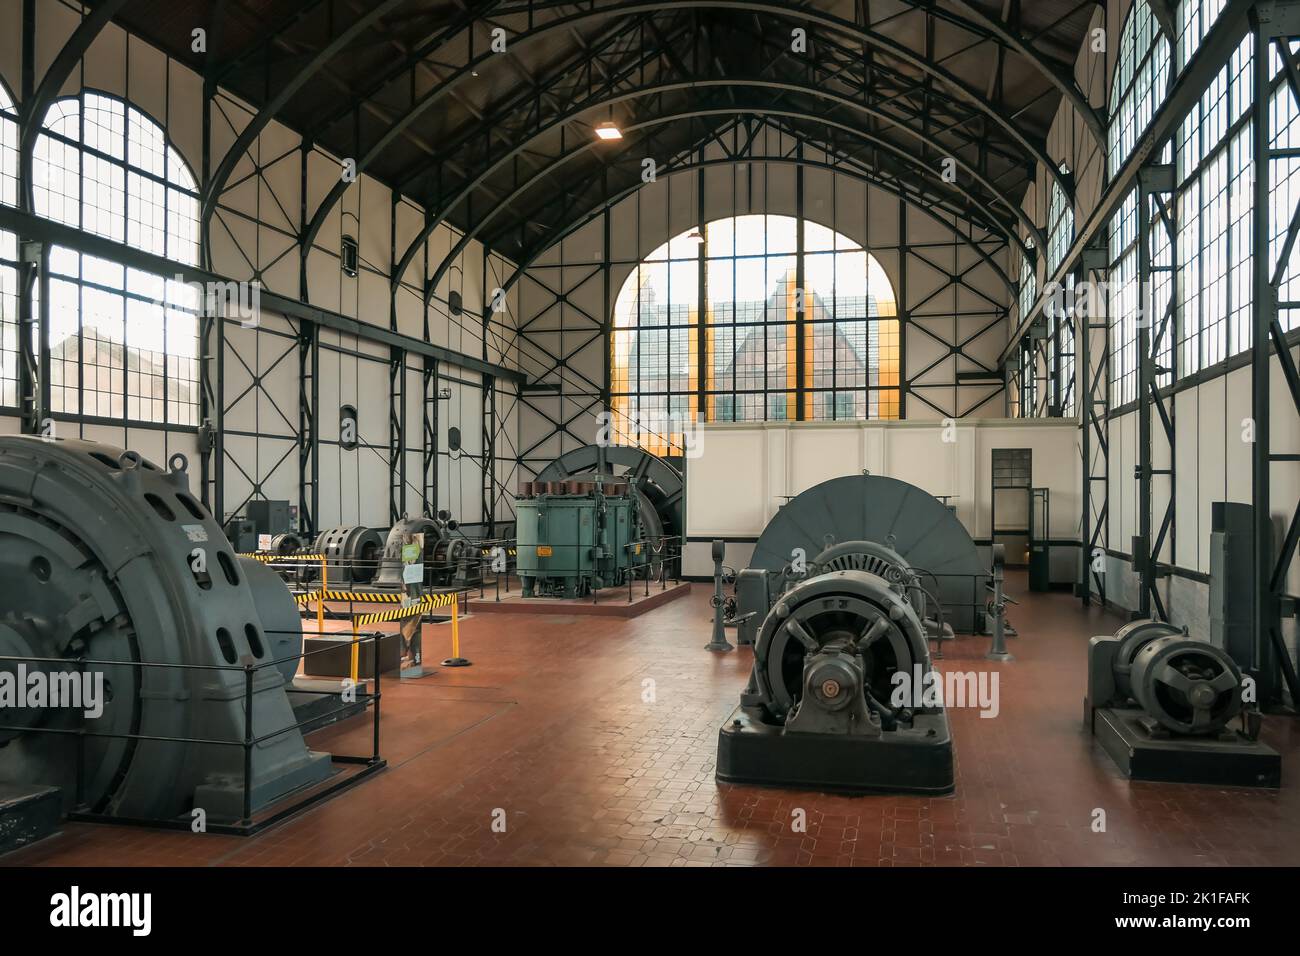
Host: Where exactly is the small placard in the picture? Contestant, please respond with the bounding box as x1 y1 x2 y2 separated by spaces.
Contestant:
258 533 273 551
402 562 423 584
537 545 553 557
401 542 421 563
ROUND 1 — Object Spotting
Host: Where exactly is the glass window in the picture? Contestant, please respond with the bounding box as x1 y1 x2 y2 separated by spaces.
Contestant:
33 93 200 425
1108 2 1172 178
610 214 900 454
1 82 17 408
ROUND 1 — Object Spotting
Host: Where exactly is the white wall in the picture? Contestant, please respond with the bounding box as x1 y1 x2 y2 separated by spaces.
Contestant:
0 2 521 533
681 418 1080 579
515 121 1016 482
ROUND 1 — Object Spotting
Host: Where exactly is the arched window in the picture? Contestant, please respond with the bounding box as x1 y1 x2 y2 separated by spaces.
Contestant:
609 214 899 455
1107 1 1171 177
32 92 200 424
1 81 18 408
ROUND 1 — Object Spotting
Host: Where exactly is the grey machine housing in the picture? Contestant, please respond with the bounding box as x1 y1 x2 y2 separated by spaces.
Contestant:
0 437 331 823
717 565 954 795
1085 620 1279 787
734 474 988 647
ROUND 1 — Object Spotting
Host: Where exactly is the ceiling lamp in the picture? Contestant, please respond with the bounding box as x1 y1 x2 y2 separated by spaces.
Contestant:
594 121 623 141
683 228 704 244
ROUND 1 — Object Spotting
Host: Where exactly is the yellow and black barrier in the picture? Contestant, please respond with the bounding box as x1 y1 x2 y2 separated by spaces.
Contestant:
352 591 458 626
297 589 422 605
348 592 467 680
239 552 327 563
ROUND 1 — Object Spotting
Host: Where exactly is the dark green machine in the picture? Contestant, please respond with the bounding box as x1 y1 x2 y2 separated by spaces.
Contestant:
515 480 640 598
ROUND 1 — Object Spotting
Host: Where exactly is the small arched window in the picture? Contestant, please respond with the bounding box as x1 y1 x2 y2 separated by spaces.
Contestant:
32 92 200 425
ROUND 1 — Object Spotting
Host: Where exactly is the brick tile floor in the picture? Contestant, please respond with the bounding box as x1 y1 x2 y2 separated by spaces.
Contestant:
7 571 1300 867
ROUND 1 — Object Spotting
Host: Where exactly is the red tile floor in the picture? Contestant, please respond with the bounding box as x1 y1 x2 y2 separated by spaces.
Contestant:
7 571 1300 867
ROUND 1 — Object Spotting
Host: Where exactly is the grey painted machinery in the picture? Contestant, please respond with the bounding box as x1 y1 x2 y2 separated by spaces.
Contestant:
311 514 481 590
314 524 385 584
0 437 331 823
1086 620 1279 786
515 480 638 597
372 514 481 590
716 564 954 794
734 474 987 646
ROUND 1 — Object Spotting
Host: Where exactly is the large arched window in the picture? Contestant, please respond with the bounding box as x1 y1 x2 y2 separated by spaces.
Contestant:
610 214 899 454
32 92 200 424
1 81 18 409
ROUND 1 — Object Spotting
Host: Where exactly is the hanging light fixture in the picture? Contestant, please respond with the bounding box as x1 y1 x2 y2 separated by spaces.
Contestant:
594 121 623 141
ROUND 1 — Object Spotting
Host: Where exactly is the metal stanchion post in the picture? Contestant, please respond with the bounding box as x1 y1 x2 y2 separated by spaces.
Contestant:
442 593 471 667
705 539 734 652
349 620 361 684
371 632 381 761
986 544 1014 662
317 555 327 635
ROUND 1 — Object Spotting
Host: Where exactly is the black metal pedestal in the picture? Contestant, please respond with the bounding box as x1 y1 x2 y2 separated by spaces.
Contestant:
716 706 955 795
1090 706 1281 787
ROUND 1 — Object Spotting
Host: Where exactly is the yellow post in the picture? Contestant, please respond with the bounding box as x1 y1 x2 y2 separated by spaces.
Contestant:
450 594 460 659
349 620 359 684
317 555 326 635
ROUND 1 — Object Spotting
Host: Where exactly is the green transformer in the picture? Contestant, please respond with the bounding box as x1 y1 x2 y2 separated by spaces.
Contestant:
515 481 642 597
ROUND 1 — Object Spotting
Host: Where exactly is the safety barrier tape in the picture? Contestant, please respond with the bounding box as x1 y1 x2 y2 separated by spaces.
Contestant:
239 553 328 562
352 591 459 626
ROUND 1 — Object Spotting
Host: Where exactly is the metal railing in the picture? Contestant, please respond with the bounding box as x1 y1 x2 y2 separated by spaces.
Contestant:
0 633 387 836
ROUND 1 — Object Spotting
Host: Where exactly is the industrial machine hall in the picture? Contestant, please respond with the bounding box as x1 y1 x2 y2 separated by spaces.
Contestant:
1 0 1300 924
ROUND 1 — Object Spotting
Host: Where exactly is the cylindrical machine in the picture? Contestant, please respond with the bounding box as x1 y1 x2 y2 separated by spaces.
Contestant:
719 564 954 793
373 515 453 588
0 437 328 821
1111 619 1182 701
1129 635 1243 735
268 532 303 555
313 524 385 584
743 569 931 727
748 475 987 632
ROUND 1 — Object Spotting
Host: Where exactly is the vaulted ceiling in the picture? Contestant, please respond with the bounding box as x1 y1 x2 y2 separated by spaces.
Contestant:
102 0 1102 266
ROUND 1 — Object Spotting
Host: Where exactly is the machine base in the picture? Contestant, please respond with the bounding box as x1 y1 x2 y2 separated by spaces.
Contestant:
715 705 955 795
0 784 62 854
1090 705 1281 787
